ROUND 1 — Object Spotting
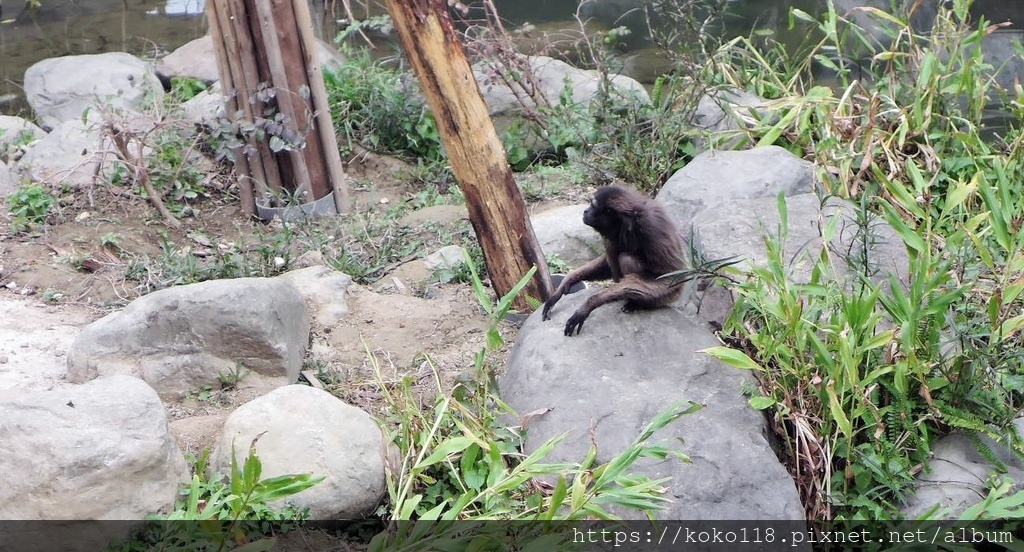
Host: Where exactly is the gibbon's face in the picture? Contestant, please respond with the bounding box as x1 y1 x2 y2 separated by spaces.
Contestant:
582 187 623 236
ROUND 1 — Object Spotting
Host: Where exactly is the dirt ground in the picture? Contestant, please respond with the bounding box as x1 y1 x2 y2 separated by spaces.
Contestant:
0 151 548 460
0 142 599 552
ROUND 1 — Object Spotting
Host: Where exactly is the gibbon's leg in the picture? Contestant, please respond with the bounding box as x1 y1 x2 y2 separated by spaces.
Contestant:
563 274 682 336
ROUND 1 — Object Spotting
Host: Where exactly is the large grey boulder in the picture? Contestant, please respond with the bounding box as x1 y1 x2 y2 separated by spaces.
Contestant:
67 277 309 397
691 87 773 151
474 55 649 117
24 52 164 131
156 35 222 83
0 375 188 519
658 146 815 226
157 34 347 84
690 193 908 285
982 30 1024 93
15 117 108 190
660 147 906 285
501 289 805 519
903 419 1024 519
210 385 387 519
530 204 603 269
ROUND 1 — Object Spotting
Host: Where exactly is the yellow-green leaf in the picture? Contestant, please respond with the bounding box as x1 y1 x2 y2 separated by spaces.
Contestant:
414 436 474 470
701 346 763 371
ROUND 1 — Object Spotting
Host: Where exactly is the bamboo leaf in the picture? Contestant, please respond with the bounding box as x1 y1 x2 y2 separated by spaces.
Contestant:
414 436 475 470
701 346 763 371
826 384 853 438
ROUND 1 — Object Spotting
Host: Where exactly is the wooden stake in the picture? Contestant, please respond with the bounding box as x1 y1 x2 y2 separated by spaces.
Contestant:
293 0 350 212
207 2 256 216
253 0 316 202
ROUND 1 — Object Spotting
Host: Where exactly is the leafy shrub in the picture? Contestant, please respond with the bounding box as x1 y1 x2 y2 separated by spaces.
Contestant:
115 445 322 551
324 47 445 164
168 77 208 103
6 183 55 231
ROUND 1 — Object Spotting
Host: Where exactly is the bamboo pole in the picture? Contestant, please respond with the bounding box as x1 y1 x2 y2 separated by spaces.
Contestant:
206 2 256 216
207 0 347 215
252 0 315 202
292 0 350 212
222 0 285 198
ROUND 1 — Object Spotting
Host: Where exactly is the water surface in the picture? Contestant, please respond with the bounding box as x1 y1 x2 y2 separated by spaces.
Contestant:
0 1 1017 116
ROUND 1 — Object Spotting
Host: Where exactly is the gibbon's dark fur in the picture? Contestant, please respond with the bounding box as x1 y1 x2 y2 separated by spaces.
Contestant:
542 186 685 336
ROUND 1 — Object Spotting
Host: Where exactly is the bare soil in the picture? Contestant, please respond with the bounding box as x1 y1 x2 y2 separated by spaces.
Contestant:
0 152 528 454
0 148 596 552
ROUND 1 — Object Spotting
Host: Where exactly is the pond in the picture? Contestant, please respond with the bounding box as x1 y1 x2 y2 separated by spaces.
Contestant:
0 0 1019 116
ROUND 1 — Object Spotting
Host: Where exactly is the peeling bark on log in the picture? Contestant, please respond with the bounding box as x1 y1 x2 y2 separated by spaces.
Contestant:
385 0 553 309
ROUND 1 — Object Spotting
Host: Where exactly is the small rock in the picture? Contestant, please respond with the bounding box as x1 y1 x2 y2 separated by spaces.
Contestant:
210 385 386 519
277 266 353 327
291 250 326 269
423 245 466 272
0 115 46 162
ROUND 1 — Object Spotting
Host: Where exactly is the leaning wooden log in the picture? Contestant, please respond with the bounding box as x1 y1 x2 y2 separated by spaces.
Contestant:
384 0 554 309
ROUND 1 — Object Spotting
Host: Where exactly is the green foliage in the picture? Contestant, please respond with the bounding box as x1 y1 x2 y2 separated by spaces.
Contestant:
168 77 208 103
6 183 55 231
115 445 322 551
538 80 601 159
492 30 686 183
430 246 484 285
147 131 209 212
324 48 445 164
120 183 471 295
324 207 428 284
705 0 1024 521
335 14 394 44
218 362 252 391
595 74 699 192
545 253 569 275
